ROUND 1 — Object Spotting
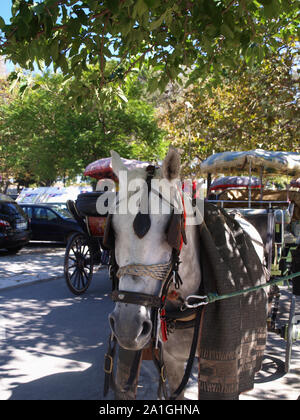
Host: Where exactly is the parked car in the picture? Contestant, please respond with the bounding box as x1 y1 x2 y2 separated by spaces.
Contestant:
0 194 31 253
39 202 70 217
20 203 83 243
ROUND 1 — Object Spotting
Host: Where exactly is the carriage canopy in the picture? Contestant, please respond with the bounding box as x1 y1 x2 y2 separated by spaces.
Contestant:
209 175 262 192
84 157 149 181
200 149 300 176
290 178 300 189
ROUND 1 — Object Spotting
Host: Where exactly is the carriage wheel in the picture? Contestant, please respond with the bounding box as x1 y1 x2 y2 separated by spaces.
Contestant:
64 233 93 295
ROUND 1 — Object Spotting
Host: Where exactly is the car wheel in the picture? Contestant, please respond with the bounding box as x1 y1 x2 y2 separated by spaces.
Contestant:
6 246 23 254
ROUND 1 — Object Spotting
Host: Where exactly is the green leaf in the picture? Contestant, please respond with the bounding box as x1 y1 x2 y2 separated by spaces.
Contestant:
74 9 88 25
261 0 281 18
116 87 128 103
76 95 83 106
144 0 160 7
220 24 234 39
149 12 167 30
16 18 29 37
257 45 265 63
19 83 28 96
50 40 59 60
12 0 21 17
132 0 149 19
107 0 120 14
0 17 6 30
30 3 45 21
68 18 82 36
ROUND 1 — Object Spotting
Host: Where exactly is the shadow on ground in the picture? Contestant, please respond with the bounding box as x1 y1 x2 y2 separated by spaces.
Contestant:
0 270 113 400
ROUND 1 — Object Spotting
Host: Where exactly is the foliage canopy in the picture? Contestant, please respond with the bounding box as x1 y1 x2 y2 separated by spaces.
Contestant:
158 45 299 176
0 67 167 188
0 0 299 92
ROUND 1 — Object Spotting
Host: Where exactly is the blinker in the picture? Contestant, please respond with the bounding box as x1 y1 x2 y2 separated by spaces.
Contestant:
103 213 115 249
133 211 151 238
133 164 156 239
166 211 187 251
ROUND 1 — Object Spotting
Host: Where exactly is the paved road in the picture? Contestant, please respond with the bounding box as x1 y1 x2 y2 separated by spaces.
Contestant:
0 244 299 400
0 269 113 400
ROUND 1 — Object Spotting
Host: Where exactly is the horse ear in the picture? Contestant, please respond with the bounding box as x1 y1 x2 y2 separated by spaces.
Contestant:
111 150 128 179
162 147 181 181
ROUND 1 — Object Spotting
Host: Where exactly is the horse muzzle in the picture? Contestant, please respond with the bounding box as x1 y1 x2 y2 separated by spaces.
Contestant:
109 302 153 350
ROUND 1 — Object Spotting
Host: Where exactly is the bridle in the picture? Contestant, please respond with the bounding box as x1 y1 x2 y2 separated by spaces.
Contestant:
103 165 204 400
104 165 187 345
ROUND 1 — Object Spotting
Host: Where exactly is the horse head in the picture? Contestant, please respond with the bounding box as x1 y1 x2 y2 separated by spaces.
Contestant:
107 148 189 350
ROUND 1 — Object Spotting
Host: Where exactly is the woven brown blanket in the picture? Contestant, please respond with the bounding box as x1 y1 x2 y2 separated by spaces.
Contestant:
198 203 267 400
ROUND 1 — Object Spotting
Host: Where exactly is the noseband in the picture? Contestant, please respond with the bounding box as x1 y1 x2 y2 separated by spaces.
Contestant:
111 249 182 308
117 260 173 283
111 259 174 309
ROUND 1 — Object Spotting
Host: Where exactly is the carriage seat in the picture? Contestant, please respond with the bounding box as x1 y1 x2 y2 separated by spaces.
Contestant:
226 208 275 266
291 221 300 239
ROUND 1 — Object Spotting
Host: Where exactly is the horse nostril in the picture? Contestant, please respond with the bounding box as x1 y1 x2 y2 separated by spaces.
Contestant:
141 320 151 337
109 314 115 333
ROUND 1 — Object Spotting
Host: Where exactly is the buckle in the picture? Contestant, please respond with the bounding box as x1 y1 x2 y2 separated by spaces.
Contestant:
160 365 167 383
104 354 113 374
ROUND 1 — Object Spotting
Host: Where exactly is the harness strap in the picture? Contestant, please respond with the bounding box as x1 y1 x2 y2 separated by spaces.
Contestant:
151 340 168 399
103 334 117 397
111 290 162 308
169 306 205 400
103 333 143 399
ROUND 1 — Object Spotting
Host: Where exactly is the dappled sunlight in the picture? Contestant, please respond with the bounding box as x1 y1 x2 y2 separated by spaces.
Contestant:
0 348 92 400
0 295 105 356
0 247 65 280
0 272 112 400
240 288 300 400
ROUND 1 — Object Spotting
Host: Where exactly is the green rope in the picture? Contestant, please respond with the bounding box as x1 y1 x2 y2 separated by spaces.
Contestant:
206 271 300 304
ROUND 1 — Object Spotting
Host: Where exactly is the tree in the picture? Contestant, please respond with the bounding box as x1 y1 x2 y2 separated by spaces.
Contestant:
158 44 299 176
0 67 167 187
0 77 16 191
0 0 298 94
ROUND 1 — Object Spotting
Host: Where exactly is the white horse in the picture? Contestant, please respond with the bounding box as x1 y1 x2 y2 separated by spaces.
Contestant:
107 148 266 399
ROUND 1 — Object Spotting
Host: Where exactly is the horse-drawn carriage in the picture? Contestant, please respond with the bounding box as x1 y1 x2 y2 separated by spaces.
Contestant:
201 149 300 373
64 148 300 399
64 156 149 295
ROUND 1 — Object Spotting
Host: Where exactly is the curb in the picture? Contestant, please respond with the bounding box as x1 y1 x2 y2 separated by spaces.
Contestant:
0 274 65 292
0 266 108 292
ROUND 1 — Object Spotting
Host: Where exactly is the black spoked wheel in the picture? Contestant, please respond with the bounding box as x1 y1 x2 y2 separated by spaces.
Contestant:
64 233 93 295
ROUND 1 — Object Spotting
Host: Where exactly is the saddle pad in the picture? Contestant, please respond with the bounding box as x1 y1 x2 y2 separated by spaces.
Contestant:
197 202 267 400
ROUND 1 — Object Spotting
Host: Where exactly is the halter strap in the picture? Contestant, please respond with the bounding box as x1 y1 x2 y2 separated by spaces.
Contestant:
111 290 162 308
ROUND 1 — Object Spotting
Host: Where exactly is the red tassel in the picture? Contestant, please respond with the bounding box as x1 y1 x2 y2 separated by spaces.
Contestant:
167 290 179 301
160 308 168 342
